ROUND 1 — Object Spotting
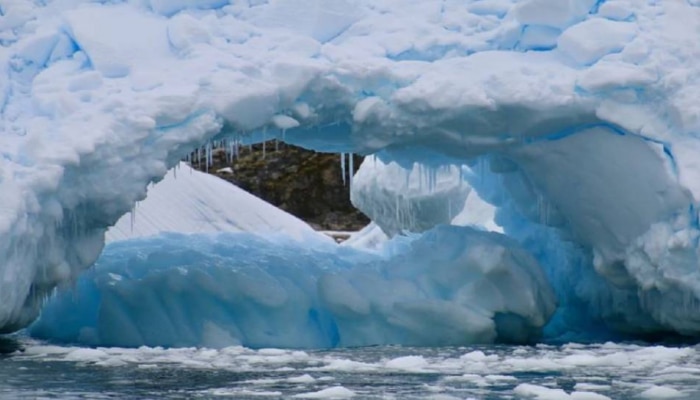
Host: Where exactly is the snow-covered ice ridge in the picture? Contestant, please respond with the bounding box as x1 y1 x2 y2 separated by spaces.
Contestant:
2 0 700 339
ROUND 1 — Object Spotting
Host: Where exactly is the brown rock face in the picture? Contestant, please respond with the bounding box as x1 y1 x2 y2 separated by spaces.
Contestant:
192 141 369 231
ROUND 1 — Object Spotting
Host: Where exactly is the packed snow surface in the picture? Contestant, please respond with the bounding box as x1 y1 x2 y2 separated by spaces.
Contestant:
1 0 700 340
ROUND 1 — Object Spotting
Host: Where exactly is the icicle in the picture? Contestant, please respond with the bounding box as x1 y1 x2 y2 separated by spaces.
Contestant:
204 143 210 173
405 165 410 188
340 153 346 185
418 164 423 192
348 153 354 188
173 164 177 179
396 195 400 223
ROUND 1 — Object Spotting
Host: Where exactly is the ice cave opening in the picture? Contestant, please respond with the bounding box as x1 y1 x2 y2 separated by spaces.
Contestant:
23 119 700 349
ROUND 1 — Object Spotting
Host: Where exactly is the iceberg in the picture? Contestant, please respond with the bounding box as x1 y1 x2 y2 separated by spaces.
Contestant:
1 0 700 343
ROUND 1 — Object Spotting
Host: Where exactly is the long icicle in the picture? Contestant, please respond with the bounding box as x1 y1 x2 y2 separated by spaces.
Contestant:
348 153 354 188
341 153 346 186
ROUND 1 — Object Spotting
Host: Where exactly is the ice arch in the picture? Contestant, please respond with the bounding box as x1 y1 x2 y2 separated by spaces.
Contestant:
1 0 700 339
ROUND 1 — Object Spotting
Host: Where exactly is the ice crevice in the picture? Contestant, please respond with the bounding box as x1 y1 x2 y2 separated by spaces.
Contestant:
1 0 700 346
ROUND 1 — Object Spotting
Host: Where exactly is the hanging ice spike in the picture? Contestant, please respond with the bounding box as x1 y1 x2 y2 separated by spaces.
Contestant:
340 152 346 186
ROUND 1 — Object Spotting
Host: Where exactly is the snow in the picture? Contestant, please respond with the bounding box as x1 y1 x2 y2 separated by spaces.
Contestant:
556 18 637 66
105 162 329 244
0 0 700 343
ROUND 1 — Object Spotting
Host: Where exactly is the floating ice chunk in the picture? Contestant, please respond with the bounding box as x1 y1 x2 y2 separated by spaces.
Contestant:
514 383 571 400
293 386 355 399
571 392 612 400
385 355 429 371
640 386 684 399
287 374 316 384
557 18 637 65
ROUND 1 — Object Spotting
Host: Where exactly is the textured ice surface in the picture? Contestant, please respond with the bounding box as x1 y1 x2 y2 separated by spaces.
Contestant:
30 225 555 348
2 0 700 339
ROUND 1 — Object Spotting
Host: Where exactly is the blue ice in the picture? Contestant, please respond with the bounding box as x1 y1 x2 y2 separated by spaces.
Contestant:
31 226 555 349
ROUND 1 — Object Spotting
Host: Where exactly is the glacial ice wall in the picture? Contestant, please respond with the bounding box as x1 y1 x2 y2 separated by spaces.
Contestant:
2 0 700 338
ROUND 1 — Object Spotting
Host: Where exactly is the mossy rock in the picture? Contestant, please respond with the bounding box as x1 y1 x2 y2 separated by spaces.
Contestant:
193 141 369 231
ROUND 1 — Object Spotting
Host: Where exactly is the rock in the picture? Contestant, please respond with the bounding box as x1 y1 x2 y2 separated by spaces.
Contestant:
192 141 369 231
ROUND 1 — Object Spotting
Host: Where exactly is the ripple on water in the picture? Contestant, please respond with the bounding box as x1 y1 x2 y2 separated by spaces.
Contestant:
0 340 698 399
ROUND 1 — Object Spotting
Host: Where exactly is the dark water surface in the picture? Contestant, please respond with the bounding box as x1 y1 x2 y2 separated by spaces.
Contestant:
0 337 698 399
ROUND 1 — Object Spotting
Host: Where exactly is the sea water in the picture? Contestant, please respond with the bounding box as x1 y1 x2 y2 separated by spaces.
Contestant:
1 336 698 399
